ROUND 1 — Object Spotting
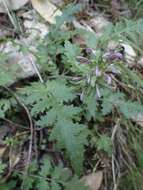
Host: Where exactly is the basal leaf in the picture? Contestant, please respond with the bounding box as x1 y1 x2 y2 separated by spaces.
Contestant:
50 120 88 175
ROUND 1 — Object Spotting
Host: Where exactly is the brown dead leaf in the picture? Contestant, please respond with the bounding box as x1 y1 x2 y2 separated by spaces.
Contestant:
82 171 103 190
0 0 29 13
31 0 62 23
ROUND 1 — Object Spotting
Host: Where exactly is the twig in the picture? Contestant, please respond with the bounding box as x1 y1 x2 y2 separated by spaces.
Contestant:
0 86 34 166
111 119 120 141
28 54 44 84
110 74 131 93
111 119 120 190
1 117 29 130
20 39 44 84
33 128 38 161
1 0 15 28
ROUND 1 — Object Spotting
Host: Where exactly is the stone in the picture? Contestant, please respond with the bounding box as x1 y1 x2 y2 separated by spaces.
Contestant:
132 114 143 127
82 171 103 190
23 10 49 41
31 0 62 24
107 40 119 50
88 16 110 36
0 0 29 13
138 57 143 67
0 40 37 86
121 43 137 67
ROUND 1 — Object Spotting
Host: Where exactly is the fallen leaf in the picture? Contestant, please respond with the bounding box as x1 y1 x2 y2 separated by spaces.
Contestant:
31 0 62 23
82 171 103 190
0 0 29 13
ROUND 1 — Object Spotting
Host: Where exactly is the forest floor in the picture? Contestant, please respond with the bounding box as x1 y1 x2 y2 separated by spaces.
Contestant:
0 1 143 190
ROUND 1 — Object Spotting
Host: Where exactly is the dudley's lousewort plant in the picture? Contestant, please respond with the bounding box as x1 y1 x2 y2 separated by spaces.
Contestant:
0 3 143 190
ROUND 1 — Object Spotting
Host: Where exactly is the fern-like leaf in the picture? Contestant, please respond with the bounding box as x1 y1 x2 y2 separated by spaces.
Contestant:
50 120 88 175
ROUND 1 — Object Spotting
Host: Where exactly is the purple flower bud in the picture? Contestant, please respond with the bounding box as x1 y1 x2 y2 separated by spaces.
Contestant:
103 52 123 61
85 48 96 55
95 66 101 77
76 56 91 64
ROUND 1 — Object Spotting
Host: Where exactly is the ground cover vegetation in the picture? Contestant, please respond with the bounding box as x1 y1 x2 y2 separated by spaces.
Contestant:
0 1 143 189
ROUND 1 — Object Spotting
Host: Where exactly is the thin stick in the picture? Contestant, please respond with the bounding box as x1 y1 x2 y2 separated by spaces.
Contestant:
111 119 120 190
1 117 29 130
1 0 16 29
20 38 44 84
28 54 44 84
0 86 34 165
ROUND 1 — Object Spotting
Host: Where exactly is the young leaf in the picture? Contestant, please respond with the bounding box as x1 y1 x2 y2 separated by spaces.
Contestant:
97 135 112 156
36 179 50 190
50 120 88 175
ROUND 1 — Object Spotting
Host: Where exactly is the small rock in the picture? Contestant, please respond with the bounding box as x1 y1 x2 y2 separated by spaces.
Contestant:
121 43 137 67
31 0 62 24
137 57 143 67
107 40 119 50
0 0 29 13
73 16 110 37
24 20 49 40
0 40 37 85
132 113 143 127
23 10 49 41
88 16 110 36
82 171 103 190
